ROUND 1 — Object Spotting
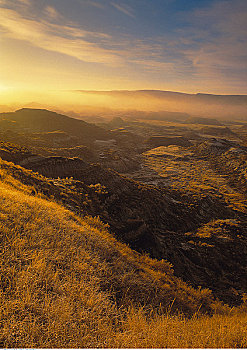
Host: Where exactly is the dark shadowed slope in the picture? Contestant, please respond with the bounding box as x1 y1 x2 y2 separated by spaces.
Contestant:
0 108 111 144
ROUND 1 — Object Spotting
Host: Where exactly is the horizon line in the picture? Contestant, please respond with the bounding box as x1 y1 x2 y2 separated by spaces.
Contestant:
71 89 247 97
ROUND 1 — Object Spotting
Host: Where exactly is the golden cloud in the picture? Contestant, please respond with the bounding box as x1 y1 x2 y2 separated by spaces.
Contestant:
0 7 122 65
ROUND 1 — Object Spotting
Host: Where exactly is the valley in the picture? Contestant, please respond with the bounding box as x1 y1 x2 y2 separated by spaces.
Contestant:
0 108 247 309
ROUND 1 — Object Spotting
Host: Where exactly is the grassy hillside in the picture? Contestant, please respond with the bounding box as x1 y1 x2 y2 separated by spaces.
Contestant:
0 158 247 347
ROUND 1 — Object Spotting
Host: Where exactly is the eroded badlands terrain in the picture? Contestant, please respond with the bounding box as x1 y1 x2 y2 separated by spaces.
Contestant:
0 109 247 305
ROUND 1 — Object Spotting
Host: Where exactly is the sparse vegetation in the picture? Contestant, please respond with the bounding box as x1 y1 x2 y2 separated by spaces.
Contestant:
1 157 247 348
0 107 247 348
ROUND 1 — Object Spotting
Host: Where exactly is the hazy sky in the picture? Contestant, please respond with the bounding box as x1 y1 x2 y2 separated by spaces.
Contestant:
0 0 247 103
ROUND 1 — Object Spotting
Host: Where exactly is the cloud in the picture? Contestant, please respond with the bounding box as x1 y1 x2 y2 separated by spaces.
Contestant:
17 0 31 4
0 1 175 73
88 1 104 9
77 0 104 10
171 0 247 90
0 6 121 65
130 59 174 73
111 2 135 18
158 0 247 92
0 0 245 93
44 6 60 19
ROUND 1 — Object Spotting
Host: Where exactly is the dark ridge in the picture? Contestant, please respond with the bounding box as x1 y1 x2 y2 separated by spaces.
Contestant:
0 108 112 145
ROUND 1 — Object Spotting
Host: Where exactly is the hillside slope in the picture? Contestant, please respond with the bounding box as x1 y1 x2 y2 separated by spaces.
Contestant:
0 140 247 305
0 108 111 145
1 155 247 347
0 157 221 347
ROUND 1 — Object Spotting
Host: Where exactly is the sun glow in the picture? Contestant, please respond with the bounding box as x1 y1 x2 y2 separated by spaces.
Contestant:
0 83 9 92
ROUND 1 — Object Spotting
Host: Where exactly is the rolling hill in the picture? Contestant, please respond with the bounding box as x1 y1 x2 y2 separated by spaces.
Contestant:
76 90 247 119
0 108 111 145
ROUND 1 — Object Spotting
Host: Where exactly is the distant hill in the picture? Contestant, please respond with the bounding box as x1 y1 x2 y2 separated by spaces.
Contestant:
184 117 223 125
0 108 111 145
124 110 190 122
82 90 247 105
76 90 247 119
199 126 238 138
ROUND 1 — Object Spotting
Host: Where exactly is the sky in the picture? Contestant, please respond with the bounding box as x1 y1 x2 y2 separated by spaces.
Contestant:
0 0 247 107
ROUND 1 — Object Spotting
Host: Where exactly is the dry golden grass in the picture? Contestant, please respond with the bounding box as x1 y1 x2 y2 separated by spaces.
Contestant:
0 158 247 348
107 310 247 348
